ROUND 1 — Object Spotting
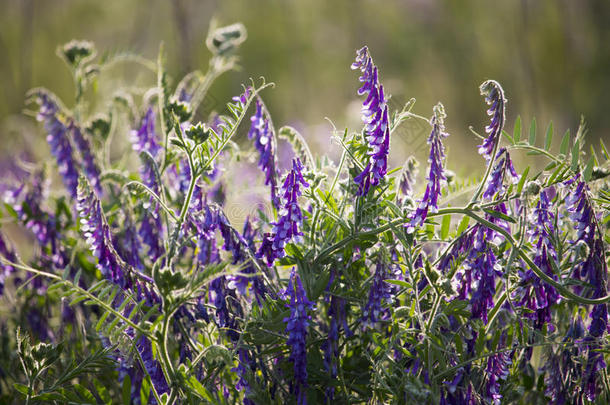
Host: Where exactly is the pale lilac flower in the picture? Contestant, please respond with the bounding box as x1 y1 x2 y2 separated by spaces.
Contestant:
478 80 506 160
407 103 449 232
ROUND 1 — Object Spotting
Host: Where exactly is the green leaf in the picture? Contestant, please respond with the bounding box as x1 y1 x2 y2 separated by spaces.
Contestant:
571 139 580 172
440 214 451 239
583 156 594 181
600 138 609 161
74 384 96 403
13 383 30 396
528 117 536 145
93 379 112 404
513 115 521 143
385 279 411 289
560 129 571 155
122 374 132 405
544 121 553 150
456 216 470 235
140 376 151 405
516 166 530 195
100 170 130 186
483 208 516 223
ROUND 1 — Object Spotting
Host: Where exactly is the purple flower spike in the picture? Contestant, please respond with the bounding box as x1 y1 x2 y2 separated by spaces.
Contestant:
564 175 609 401
478 80 506 160
131 108 165 262
248 99 279 208
483 148 519 199
257 158 309 266
351 46 391 196
283 269 314 405
0 230 18 295
407 103 449 232
362 261 394 327
77 179 129 288
485 343 512 404
131 107 161 159
515 189 560 329
453 225 502 322
34 92 79 198
69 121 102 195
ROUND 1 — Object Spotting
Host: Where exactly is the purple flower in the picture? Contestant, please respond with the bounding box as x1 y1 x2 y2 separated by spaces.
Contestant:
398 156 418 205
6 172 67 269
69 121 102 195
485 342 512 404
77 179 129 288
454 224 502 322
482 147 519 199
362 261 395 327
351 46 390 196
131 107 161 159
225 217 268 303
131 109 165 262
515 189 560 329
34 91 79 198
407 103 449 232
478 80 506 160
564 175 609 401
248 100 279 208
195 206 220 266
114 212 143 270
257 158 309 266
232 86 252 106
137 336 169 399
283 269 314 405
233 348 256 405
0 230 18 295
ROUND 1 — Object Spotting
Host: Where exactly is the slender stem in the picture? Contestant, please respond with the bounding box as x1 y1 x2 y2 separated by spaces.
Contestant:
167 151 197 260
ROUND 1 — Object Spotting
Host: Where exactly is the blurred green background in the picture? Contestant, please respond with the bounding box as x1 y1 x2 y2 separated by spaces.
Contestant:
1 0 609 175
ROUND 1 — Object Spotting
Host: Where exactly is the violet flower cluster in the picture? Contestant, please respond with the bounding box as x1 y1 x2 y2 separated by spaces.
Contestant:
351 46 390 196
6 171 67 271
482 147 519 200
131 107 164 262
361 261 395 327
34 92 80 198
258 158 309 266
248 99 279 208
283 269 314 405
77 179 129 288
478 80 506 160
407 103 449 232
515 189 560 329
69 121 102 195
564 175 608 401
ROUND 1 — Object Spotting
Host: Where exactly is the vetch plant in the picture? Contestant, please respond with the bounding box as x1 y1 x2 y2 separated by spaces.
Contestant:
0 20 610 405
